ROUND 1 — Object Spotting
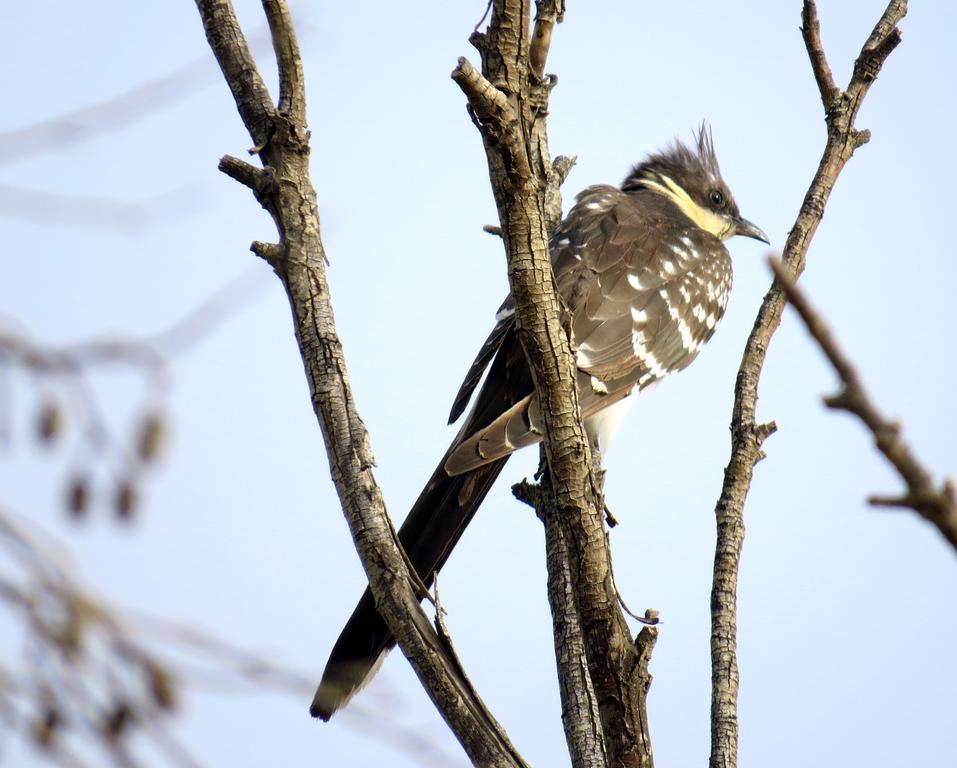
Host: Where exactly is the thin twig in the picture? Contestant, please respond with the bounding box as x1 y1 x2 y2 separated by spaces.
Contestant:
262 0 306 121
769 258 956 550
0 35 272 166
801 1 840 110
709 3 907 767
1 505 465 768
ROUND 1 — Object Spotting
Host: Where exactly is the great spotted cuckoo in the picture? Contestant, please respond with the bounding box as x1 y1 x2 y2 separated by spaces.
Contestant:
311 128 768 720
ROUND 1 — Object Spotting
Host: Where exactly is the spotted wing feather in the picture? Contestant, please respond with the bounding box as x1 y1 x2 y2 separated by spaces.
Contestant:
445 185 732 476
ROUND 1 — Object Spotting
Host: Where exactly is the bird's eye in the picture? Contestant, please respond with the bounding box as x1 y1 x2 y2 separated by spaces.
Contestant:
709 189 725 207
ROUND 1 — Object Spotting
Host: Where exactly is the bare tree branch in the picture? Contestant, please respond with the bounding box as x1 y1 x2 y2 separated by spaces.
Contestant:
709 3 907 767
262 0 306 122
800 0 840 111
769 258 957 551
194 1 527 764
195 1 276 150
513 480 607 768
454 3 654 766
529 0 565 79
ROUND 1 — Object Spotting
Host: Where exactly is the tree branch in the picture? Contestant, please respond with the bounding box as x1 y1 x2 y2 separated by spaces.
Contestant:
194 1 527 764
530 0 565 79
769 259 957 551
455 3 652 766
194 0 276 150
261 0 306 121
709 3 907 767
513 480 607 768
801 1 840 111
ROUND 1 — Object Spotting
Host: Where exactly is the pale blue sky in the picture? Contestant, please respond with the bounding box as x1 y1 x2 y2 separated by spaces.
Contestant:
1 2 955 766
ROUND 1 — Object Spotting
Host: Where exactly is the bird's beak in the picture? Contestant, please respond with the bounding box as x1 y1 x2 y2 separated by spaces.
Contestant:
733 216 769 244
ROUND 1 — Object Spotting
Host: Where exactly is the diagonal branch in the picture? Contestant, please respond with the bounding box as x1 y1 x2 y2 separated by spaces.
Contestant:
769 259 957 551
195 0 276 150
0 27 276 166
194 1 527 764
709 3 907 768
801 1 840 110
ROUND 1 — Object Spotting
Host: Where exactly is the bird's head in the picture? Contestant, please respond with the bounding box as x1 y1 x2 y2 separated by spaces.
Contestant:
622 126 769 244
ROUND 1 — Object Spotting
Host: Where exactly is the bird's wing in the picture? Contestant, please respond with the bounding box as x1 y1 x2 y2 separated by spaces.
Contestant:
448 295 515 424
444 184 623 427
444 186 732 475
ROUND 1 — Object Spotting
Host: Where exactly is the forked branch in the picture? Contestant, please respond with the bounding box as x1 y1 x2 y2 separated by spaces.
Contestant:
709 2 907 767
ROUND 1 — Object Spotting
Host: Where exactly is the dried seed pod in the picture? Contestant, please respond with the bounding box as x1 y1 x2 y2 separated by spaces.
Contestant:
136 413 165 463
115 481 137 521
36 401 62 444
66 476 90 518
103 701 133 743
144 660 177 711
53 600 84 658
33 707 61 749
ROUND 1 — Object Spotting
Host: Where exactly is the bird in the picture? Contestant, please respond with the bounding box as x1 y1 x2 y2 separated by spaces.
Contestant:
311 126 768 720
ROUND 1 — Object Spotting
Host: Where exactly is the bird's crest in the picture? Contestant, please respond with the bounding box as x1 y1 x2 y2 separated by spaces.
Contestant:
622 123 723 192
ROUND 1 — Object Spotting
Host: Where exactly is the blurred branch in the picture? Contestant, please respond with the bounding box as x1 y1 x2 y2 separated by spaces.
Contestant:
0 19 306 237
0 508 461 768
0 268 270 520
709 3 907 768
0 265 269 375
0 185 206 236
0 509 187 766
0 23 301 167
0 56 212 165
769 258 957 551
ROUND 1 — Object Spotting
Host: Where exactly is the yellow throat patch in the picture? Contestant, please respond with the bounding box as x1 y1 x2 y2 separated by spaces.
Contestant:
643 175 734 240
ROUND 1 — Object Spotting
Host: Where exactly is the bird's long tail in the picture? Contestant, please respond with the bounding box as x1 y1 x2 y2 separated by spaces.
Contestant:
312 323 529 721
310 451 509 720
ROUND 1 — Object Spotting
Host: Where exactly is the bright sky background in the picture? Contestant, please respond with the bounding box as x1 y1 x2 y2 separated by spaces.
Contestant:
2 2 955 766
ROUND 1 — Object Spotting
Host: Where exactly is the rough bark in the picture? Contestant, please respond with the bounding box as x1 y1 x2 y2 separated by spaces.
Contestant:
195 2 527 765
708 3 908 767
455 3 655 766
